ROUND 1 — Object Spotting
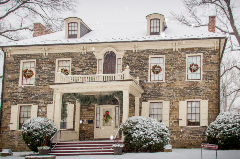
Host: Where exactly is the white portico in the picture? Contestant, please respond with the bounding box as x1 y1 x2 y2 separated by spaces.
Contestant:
49 66 143 141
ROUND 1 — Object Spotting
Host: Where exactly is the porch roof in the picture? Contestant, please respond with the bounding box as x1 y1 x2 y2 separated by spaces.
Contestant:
49 80 144 97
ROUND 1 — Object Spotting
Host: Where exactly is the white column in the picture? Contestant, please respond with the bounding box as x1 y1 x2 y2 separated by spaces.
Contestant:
54 92 62 130
122 90 129 122
135 96 140 116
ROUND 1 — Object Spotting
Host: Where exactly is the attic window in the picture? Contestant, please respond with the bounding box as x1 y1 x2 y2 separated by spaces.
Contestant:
68 22 78 38
150 19 160 35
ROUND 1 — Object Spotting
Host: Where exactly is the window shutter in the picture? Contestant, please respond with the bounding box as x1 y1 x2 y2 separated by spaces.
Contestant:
67 104 74 129
47 104 54 121
179 101 187 126
31 105 38 118
200 100 208 126
162 101 170 127
10 105 18 130
141 102 149 118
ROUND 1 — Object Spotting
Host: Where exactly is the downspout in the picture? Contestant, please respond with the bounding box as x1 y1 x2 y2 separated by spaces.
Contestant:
219 39 221 114
0 48 5 133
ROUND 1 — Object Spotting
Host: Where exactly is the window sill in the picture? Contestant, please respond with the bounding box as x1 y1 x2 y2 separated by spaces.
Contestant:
148 80 165 83
19 85 35 87
186 126 201 128
185 80 201 82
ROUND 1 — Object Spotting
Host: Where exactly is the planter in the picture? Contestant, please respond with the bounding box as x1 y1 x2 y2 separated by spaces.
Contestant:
38 147 50 155
113 147 123 155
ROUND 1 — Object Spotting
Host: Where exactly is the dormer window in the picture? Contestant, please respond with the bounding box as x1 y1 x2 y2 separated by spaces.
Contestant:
64 17 91 39
68 22 78 38
150 19 160 35
146 13 167 36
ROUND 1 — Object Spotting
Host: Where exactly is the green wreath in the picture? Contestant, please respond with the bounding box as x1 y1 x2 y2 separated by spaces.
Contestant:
152 65 162 74
189 63 199 72
103 111 112 123
23 69 34 79
61 68 69 75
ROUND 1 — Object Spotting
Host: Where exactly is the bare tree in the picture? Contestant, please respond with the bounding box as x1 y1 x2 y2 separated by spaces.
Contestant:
0 0 78 42
171 0 240 112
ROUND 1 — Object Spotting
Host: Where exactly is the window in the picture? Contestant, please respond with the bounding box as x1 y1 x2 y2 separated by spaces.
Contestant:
179 100 208 127
20 60 36 86
149 56 165 82
187 101 200 126
149 102 162 122
96 107 100 128
150 19 160 35
68 22 78 38
117 58 122 73
115 106 119 128
10 104 38 130
56 59 71 74
98 59 103 74
19 106 31 129
142 100 169 127
187 55 202 80
60 103 74 129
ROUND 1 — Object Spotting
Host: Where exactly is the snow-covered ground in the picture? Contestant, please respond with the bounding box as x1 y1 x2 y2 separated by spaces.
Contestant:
4 149 240 159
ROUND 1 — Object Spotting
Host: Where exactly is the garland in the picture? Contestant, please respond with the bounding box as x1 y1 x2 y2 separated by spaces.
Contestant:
23 69 34 79
61 91 123 120
189 63 199 72
152 65 162 74
61 68 69 75
103 111 112 123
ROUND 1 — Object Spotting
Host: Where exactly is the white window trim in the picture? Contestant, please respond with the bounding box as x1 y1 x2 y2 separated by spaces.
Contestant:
179 99 208 127
95 47 124 74
186 53 203 81
55 58 72 74
148 55 165 82
142 100 169 127
19 59 36 86
10 104 38 131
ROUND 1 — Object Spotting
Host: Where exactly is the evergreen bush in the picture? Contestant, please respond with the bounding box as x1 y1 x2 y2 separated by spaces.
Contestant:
21 117 57 152
120 116 170 152
206 112 240 149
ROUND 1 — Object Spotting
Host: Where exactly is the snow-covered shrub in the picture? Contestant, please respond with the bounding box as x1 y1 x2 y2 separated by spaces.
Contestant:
21 117 57 152
206 112 240 149
120 116 170 152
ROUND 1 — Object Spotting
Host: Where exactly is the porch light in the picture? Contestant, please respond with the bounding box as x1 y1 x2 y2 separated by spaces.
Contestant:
110 135 113 140
79 120 82 124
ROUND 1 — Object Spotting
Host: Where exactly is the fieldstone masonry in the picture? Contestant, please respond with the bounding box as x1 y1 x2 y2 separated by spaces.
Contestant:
0 45 220 150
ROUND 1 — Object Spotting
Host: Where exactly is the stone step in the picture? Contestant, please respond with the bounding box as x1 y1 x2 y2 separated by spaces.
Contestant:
52 146 113 150
54 144 113 147
48 152 114 156
50 149 113 153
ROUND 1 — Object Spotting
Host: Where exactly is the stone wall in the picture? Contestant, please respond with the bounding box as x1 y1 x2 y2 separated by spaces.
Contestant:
123 47 220 148
0 46 220 150
0 52 97 151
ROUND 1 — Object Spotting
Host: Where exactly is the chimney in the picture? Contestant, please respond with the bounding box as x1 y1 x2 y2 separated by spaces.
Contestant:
33 23 52 37
208 16 215 33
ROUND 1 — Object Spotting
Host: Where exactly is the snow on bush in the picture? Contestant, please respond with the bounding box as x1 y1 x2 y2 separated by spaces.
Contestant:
120 116 170 152
206 112 240 149
21 117 57 152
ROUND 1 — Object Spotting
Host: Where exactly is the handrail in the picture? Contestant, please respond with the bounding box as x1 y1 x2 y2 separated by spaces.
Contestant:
50 130 61 151
114 127 121 144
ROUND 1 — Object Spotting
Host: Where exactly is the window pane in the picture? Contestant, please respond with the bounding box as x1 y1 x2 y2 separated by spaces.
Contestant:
188 108 191 113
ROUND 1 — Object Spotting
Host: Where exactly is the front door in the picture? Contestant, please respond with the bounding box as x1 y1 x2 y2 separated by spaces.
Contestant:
103 51 116 74
94 105 119 139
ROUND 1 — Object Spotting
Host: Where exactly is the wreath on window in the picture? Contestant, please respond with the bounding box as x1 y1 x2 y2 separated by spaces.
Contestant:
103 111 112 123
61 68 69 75
23 69 34 79
152 65 162 74
189 63 199 72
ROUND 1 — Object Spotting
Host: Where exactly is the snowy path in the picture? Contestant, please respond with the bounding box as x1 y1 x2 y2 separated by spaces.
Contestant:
4 148 240 159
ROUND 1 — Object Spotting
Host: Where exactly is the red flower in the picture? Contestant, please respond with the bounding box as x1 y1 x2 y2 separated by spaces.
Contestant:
65 69 68 71
30 70 32 72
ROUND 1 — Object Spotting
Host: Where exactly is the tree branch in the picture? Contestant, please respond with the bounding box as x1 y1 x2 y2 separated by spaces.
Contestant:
0 0 10 5
0 27 32 34
221 65 240 77
0 34 18 41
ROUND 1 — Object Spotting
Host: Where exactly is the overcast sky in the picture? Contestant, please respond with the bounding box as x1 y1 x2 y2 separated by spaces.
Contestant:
64 0 184 24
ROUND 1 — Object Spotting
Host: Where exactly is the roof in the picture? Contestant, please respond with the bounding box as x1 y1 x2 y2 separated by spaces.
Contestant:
0 21 227 47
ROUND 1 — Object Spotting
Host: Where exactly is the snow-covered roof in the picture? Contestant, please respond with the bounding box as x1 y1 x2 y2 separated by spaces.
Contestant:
0 21 226 47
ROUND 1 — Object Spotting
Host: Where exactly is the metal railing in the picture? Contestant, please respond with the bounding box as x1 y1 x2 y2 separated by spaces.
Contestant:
114 127 122 144
50 130 61 151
